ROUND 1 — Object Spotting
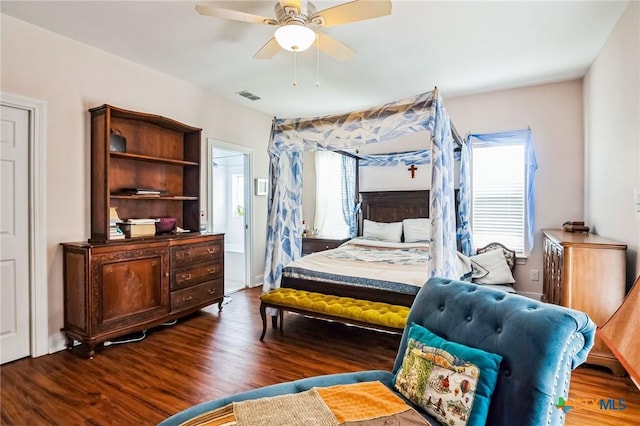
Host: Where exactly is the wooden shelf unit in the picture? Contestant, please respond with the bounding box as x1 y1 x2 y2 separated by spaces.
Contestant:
89 104 202 243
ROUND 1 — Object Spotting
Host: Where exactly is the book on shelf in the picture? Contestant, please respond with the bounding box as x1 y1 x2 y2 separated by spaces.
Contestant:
110 226 125 239
116 188 166 196
110 207 121 220
109 207 123 228
122 218 157 225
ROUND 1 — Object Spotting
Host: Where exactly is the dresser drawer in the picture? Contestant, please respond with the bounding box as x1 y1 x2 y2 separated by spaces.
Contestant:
171 239 223 267
171 279 223 312
171 259 224 291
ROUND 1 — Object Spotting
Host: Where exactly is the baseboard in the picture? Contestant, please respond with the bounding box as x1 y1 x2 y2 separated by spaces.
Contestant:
48 332 69 354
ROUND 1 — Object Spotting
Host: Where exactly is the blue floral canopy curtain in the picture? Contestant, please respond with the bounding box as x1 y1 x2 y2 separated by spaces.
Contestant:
263 90 463 290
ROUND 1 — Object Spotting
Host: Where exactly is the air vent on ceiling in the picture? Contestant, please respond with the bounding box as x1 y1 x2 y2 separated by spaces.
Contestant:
236 90 261 101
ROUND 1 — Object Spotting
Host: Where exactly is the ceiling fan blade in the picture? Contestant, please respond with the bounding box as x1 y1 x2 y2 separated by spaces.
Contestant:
254 38 282 60
195 4 277 26
311 0 391 28
315 31 356 62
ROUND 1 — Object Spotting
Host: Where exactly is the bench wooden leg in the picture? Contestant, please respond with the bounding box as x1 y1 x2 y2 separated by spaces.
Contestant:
259 302 268 341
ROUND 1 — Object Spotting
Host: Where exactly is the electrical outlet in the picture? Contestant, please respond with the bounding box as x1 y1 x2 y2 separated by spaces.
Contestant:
530 269 540 281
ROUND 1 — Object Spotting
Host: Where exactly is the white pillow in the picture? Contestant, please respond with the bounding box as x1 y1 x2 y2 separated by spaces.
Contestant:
470 248 515 285
402 218 431 243
362 219 403 243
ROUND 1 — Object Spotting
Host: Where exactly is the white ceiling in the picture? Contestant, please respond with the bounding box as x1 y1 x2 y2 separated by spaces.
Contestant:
1 1 629 118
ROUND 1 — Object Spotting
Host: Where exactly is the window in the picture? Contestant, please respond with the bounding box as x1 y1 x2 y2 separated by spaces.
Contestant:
314 150 353 238
231 173 244 217
471 141 526 255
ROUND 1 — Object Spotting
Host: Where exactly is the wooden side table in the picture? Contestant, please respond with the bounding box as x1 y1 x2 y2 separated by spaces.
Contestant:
302 236 350 255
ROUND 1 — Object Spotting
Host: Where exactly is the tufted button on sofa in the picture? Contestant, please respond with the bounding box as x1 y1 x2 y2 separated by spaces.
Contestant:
160 277 596 426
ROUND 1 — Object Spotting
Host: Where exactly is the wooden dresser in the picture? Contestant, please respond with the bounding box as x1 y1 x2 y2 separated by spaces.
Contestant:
542 229 627 375
61 105 225 358
62 234 224 358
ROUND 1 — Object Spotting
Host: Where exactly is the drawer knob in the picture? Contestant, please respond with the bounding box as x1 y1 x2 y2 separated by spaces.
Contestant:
208 288 216 295
207 248 217 254
183 295 193 301
181 273 192 281
208 268 216 274
182 251 191 258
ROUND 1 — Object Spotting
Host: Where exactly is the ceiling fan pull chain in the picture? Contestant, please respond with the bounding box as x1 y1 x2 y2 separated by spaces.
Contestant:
293 49 298 87
316 32 320 87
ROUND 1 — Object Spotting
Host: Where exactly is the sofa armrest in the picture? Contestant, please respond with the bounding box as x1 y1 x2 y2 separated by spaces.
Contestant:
395 277 596 426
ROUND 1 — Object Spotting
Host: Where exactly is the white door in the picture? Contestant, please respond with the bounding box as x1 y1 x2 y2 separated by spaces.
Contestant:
0 105 31 363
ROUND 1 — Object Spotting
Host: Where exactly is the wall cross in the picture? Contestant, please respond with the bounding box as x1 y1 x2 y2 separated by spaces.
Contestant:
408 164 418 179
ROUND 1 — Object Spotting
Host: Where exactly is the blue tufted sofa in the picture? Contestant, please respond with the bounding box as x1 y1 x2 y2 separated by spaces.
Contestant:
159 277 596 426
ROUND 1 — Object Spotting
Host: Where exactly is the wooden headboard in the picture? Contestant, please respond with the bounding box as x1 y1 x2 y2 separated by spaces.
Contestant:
357 190 429 236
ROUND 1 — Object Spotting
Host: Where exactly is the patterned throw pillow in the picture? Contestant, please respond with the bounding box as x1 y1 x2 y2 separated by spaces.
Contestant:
393 323 503 426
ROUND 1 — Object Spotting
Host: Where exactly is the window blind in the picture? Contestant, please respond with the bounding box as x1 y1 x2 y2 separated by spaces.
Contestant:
472 144 525 254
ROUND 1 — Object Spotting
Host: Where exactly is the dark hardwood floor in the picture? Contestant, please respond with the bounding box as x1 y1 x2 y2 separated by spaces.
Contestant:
1 286 638 425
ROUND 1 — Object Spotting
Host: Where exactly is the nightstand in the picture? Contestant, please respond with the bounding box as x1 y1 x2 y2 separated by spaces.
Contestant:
302 236 350 255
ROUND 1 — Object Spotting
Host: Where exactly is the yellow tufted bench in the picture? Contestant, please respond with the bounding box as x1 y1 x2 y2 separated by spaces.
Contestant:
259 288 410 340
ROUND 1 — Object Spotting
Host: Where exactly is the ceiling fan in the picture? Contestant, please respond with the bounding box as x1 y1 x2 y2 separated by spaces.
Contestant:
195 0 392 62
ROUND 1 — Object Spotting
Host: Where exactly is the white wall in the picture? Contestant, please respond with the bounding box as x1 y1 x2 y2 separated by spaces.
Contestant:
584 1 640 288
0 14 272 346
446 80 585 297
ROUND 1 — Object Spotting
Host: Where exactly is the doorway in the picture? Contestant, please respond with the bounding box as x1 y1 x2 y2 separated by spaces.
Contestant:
207 140 253 295
0 93 48 363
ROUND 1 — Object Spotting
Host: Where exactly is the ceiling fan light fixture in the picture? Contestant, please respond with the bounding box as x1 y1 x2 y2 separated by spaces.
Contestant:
274 24 315 52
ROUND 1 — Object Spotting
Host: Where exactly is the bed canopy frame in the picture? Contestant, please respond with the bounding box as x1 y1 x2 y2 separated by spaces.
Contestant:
263 89 472 291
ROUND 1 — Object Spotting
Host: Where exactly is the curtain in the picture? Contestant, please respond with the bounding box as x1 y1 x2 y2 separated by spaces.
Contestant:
341 155 357 238
263 90 462 290
466 129 538 252
263 127 304 291
358 149 462 167
428 94 458 278
359 149 431 166
457 140 473 255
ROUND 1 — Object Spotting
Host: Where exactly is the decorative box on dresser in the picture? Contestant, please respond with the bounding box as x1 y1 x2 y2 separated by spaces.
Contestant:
542 229 627 376
61 105 224 358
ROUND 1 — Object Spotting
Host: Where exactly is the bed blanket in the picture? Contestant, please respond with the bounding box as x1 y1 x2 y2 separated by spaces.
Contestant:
177 381 432 426
284 238 430 291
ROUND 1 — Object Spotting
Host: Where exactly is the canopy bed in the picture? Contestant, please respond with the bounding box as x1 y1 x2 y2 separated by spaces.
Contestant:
258 90 533 336
283 190 440 307
263 89 473 302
